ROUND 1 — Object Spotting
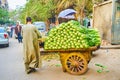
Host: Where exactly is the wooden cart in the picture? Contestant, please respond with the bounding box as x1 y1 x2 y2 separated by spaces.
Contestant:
40 45 99 75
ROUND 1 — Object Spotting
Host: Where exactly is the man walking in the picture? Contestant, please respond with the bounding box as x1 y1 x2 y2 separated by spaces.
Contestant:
15 22 22 43
22 17 42 74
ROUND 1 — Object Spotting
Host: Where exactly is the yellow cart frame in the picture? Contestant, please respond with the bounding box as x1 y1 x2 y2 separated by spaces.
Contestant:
40 46 99 75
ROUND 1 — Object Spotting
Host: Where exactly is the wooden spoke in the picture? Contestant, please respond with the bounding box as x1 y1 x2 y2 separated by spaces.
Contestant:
64 52 88 75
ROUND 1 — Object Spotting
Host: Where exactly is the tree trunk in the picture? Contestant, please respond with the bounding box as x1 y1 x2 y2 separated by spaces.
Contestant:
45 19 50 31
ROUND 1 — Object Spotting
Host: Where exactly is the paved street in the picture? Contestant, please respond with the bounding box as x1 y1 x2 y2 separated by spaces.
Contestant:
0 38 120 80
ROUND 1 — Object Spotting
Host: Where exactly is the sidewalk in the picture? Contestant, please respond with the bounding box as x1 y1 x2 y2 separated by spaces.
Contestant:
100 45 120 49
100 40 120 49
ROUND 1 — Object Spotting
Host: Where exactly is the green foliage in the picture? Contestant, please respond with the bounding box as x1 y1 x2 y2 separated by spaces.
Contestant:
19 0 56 23
0 8 9 24
95 63 109 73
19 0 107 23
93 0 106 4
9 10 19 23
56 0 94 25
85 0 93 17
0 8 8 18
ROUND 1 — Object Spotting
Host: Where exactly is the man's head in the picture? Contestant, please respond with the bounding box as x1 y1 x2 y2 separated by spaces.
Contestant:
26 17 32 23
16 22 20 26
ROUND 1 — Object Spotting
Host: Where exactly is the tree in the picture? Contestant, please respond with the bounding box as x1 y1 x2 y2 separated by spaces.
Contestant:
19 0 108 24
19 0 57 30
92 0 108 4
55 0 93 25
9 10 18 23
55 0 75 13
0 8 9 25
74 0 94 24
20 0 56 23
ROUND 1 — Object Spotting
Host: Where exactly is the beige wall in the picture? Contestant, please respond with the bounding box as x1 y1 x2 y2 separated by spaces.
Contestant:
1 0 7 5
93 0 112 43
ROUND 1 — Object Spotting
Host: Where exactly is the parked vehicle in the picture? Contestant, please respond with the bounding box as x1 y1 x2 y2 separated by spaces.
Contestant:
33 21 46 33
0 27 9 47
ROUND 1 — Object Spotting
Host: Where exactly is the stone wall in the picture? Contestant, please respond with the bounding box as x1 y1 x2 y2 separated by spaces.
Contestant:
93 0 112 43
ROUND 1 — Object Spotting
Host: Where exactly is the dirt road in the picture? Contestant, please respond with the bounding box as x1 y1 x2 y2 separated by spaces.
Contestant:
0 38 120 80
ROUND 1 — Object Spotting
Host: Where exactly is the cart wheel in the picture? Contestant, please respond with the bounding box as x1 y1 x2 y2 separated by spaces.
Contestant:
64 52 88 75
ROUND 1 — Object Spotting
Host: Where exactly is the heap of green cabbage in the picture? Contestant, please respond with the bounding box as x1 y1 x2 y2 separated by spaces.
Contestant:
44 20 101 50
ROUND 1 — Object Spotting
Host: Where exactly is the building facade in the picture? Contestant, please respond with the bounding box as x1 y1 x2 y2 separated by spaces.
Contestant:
0 0 8 10
93 0 120 44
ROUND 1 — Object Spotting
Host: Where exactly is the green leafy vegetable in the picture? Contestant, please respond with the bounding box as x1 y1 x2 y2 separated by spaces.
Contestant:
95 63 109 73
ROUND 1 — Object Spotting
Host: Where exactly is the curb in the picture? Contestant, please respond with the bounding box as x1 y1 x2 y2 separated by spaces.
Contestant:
100 45 120 49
